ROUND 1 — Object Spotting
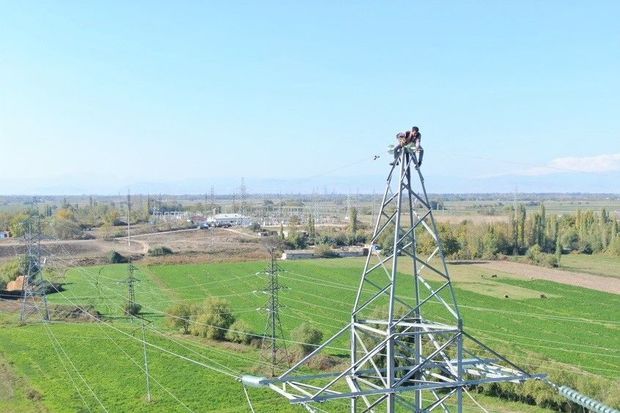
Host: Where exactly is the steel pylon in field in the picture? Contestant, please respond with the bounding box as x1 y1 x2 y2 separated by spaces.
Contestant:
20 199 50 323
243 145 544 413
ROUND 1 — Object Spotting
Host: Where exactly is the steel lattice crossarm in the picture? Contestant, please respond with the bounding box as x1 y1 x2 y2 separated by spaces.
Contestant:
243 145 545 412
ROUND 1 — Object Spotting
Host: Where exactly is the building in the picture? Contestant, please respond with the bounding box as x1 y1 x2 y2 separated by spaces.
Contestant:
337 246 368 257
281 249 315 260
207 213 251 227
0 231 9 239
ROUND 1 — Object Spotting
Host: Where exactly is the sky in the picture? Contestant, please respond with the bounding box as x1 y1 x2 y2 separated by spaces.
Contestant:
0 1 619 195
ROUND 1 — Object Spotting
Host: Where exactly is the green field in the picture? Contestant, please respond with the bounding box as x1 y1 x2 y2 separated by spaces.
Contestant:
559 254 620 279
0 258 618 412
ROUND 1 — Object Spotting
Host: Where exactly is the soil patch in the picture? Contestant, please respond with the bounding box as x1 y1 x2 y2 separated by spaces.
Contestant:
471 261 620 294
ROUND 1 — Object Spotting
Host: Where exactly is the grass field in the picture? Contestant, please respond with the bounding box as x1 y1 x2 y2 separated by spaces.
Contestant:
560 254 620 279
0 257 618 412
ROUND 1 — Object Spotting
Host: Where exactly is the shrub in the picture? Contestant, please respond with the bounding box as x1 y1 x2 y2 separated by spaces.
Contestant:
314 244 339 258
190 298 235 340
291 323 323 356
607 237 620 256
225 320 254 344
0 259 22 289
289 232 308 249
166 303 193 334
333 233 349 246
148 246 173 256
107 251 128 264
124 302 142 316
526 245 558 268
543 254 558 268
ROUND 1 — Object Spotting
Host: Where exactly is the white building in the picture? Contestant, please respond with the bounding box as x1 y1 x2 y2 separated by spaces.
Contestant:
281 249 315 260
207 213 251 227
0 231 9 239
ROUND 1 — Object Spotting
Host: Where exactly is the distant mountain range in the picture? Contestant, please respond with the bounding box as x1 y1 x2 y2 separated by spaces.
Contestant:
1 171 618 195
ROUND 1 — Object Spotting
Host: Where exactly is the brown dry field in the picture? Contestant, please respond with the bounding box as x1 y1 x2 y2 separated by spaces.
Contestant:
0 228 270 266
353 256 619 297
470 260 620 295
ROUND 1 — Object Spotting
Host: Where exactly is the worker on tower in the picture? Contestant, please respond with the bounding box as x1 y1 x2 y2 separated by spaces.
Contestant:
411 126 423 167
390 126 423 167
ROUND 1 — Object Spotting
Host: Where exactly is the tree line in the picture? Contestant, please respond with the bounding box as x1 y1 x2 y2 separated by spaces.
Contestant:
377 205 620 266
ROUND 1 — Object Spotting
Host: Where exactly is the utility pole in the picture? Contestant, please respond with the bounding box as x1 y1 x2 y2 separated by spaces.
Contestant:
20 198 49 323
210 185 215 213
127 190 131 247
258 245 288 377
240 177 247 216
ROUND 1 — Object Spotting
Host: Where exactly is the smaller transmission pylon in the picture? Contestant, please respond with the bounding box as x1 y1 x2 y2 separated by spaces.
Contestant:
117 260 140 320
257 245 289 377
20 198 50 323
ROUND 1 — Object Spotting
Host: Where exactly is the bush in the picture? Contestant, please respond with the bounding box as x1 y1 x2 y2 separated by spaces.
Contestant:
288 232 308 249
291 323 323 356
225 320 254 344
190 298 235 340
526 245 558 268
543 254 558 268
166 303 193 334
148 246 173 256
107 250 128 264
314 244 339 258
607 237 620 256
124 302 142 316
0 259 22 289
333 233 349 247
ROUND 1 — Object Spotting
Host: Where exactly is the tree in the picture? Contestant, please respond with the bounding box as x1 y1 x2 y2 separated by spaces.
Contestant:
509 206 518 255
124 302 142 316
291 323 323 356
555 239 563 266
349 207 359 234
190 298 235 340
9 212 29 238
51 214 83 240
517 204 526 252
306 215 316 241
225 320 254 344
167 303 194 334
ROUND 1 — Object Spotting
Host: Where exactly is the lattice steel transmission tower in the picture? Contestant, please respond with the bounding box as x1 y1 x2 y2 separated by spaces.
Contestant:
20 199 49 323
257 246 289 377
243 144 545 412
119 261 140 318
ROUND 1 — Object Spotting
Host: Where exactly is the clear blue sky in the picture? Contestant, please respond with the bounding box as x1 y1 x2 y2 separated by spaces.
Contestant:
1 1 618 194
